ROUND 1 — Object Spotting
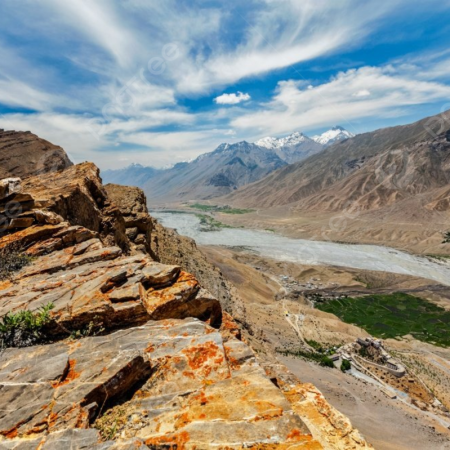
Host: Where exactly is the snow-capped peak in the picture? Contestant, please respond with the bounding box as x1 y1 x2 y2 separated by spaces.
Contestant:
254 136 279 149
312 126 355 146
255 132 308 149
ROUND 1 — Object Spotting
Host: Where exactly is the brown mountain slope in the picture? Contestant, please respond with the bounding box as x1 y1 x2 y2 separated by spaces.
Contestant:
0 129 73 179
295 133 450 213
223 110 450 211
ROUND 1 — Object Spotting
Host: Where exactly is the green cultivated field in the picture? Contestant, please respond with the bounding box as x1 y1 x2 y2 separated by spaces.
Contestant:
195 214 233 231
190 204 254 214
316 293 450 347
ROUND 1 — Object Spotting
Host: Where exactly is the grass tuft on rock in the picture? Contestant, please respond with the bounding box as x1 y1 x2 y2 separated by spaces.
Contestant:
95 405 129 441
0 303 55 348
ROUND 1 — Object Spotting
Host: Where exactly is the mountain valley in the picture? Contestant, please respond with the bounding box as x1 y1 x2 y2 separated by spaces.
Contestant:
103 127 353 204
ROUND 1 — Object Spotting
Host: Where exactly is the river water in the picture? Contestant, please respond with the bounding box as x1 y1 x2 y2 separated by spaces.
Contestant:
152 211 450 286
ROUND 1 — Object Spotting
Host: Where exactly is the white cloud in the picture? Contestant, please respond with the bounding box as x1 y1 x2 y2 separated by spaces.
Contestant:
40 0 143 68
353 89 371 97
0 77 57 111
232 65 450 136
214 92 251 105
117 129 233 168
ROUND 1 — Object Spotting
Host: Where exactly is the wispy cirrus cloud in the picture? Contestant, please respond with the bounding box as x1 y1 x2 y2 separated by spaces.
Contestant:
232 63 450 136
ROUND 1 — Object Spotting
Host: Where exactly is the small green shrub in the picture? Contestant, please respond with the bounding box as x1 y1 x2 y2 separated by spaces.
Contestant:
306 339 325 352
319 356 335 368
341 359 351 372
277 348 335 369
196 214 233 231
443 231 450 244
0 303 55 348
358 346 368 358
190 204 254 214
69 318 105 340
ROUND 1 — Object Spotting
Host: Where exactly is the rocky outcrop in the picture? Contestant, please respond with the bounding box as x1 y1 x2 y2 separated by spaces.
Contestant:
0 159 372 449
0 129 73 179
264 364 372 450
0 224 221 333
0 163 134 253
104 184 153 255
103 182 247 328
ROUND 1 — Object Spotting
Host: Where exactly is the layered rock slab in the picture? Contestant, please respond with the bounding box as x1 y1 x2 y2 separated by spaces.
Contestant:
0 319 321 449
0 429 148 449
10 163 131 252
0 225 220 331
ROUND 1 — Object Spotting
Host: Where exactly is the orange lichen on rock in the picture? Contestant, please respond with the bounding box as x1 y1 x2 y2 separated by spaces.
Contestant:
219 311 242 341
0 280 13 290
3 426 19 439
47 412 58 430
51 359 80 388
182 341 220 371
145 431 190 449
287 428 307 441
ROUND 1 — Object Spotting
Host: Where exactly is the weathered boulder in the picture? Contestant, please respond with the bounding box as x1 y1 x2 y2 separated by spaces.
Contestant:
0 129 73 180
104 184 153 255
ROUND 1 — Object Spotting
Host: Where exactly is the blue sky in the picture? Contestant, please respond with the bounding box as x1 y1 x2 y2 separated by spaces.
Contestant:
1 0 450 169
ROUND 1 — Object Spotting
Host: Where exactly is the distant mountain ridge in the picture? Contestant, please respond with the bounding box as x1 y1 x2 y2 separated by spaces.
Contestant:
142 130 333 203
223 111 450 217
142 141 290 204
102 163 161 186
102 127 354 201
